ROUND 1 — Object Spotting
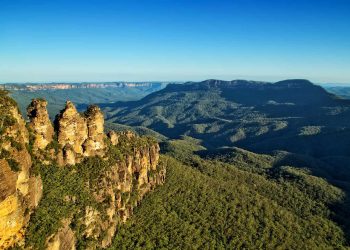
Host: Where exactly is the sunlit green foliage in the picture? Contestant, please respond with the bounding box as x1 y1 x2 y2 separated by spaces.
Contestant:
6 159 20 172
25 134 158 249
110 155 347 249
0 90 18 135
109 139 349 249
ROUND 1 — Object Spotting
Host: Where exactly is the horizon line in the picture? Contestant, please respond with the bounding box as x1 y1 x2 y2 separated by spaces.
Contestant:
1 79 350 86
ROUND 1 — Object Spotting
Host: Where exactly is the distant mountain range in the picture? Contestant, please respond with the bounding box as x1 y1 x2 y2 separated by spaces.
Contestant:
8 78 350 160
324 86 350 99
3 78 350 248
0 81 170 91
101 79 350 160
8 82 169 118
98 79 350 246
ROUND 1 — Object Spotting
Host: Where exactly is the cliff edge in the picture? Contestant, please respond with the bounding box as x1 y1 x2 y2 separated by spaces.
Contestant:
0 93 166 249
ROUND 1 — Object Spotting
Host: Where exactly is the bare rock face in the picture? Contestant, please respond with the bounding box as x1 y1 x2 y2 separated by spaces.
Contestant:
42 131 165 249
107 131 119 146
56 102 106 165
83 105 106 157
27 99 54 151
0 95 165 249
56 101 88 165
80 131 165 247
46 219 76 250
0 92 42 249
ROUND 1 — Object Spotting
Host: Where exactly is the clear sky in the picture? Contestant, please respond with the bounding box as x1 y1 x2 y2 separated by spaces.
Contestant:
1 0 350 83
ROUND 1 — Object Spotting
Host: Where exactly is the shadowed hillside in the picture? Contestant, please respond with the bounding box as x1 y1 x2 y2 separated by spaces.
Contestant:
102 79 350 158
99 79 350 245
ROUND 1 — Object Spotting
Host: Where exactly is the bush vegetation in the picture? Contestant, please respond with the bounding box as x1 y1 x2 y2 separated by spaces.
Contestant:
109 138 349 249
25 133 158 249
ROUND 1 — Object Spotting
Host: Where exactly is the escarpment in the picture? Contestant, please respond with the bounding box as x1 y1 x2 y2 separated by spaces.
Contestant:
0 93 166 249
0 91 42 249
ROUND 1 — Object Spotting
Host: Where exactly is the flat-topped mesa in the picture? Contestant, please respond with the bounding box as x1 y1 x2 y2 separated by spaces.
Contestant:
55 101 106 165
27 99 54 151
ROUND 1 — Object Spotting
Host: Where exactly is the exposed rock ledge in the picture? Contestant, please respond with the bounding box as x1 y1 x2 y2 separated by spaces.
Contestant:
0 94 165 249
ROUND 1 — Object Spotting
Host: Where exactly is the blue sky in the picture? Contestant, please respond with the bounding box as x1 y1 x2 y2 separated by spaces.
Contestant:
1 0 350 83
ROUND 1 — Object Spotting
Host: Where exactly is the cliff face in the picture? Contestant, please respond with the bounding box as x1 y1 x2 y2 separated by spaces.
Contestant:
41 130 165 250
56 101 89 165
0 92 42 249
76 132 165 249
0 93 165 249
27 99 54 156
55 102 106 165
83 105 106 157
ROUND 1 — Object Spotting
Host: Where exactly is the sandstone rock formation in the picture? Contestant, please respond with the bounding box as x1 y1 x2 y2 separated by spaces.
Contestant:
56 101 88 165
27 99 54 151
83 105 106 157
0 94 165 249
55 101 106 165
0 92 42 249
107 131 119 145
78 132 165 247
46 219 76 250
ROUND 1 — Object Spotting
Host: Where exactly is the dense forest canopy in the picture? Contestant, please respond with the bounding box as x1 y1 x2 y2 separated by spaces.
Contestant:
2 80 350 249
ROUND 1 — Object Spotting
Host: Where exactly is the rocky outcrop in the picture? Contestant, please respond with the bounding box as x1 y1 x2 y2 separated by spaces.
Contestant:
83 105 106 157
0 92 42 249
56 101 88 165
107 131 119 145
46 219 76 250
55 102 106 165
79 132 165 247
0 94 165 249
41 130 165 249
27 99 54 151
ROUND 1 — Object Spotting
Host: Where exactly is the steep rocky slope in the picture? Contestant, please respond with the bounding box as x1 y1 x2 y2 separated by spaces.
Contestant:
0 91 42 249
0 91 165 249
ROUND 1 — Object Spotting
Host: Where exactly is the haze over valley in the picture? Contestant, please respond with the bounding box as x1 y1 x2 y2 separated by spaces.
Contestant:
1 0 350 249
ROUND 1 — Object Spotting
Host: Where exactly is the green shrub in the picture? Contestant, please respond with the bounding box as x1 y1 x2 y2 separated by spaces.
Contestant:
7 159 20 172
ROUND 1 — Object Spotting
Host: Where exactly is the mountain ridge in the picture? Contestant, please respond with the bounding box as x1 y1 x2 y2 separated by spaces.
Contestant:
101 78 350 160
0 82 169 91
119 78 341 108
1 80 350 249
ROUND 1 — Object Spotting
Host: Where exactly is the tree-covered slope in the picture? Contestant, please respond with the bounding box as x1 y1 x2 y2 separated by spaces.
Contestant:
103 79 350 159
109 138 349 249
0 91 166 249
